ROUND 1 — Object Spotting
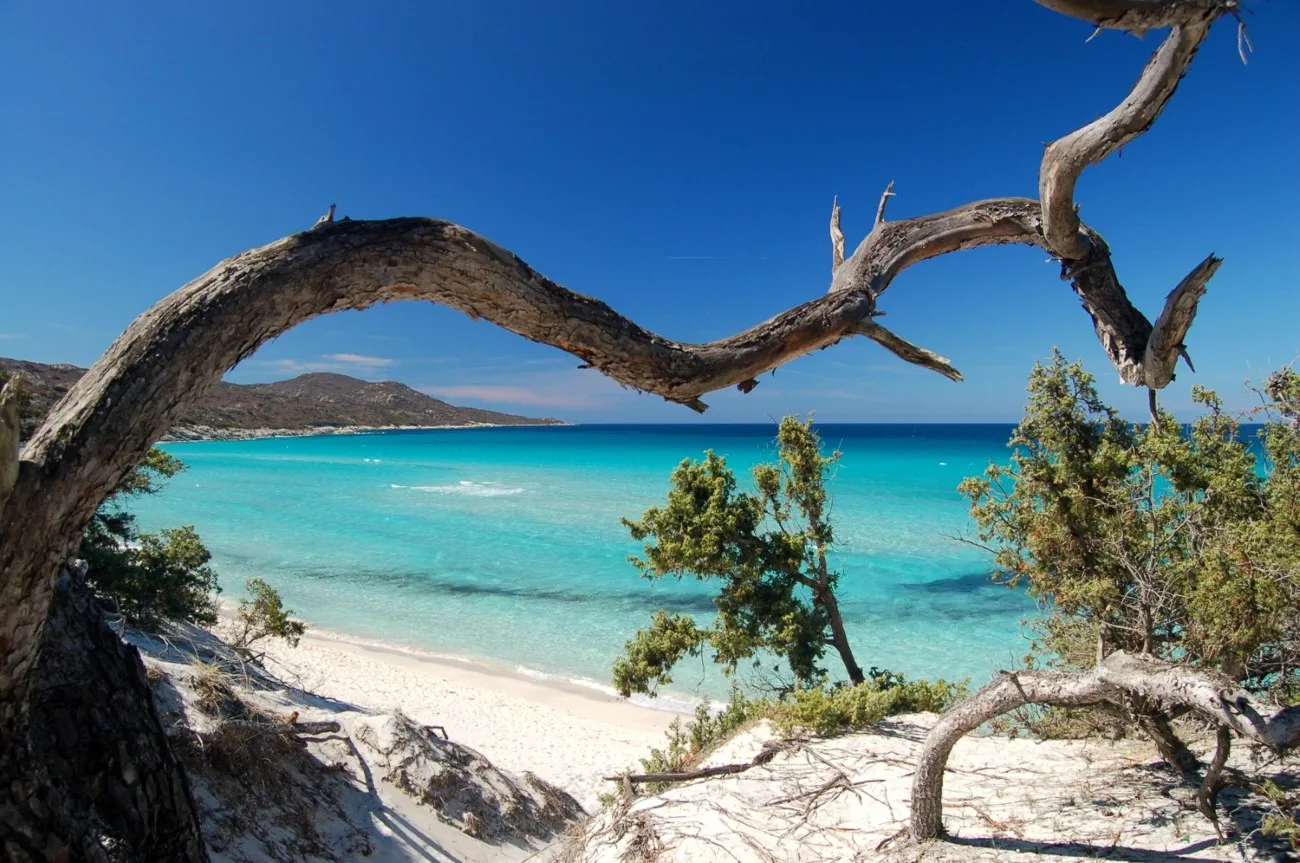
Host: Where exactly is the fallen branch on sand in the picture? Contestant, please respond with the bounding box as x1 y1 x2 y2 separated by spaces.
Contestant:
606 742 781 786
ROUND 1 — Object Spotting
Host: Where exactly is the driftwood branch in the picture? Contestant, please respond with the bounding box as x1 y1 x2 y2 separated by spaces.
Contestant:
910 651 1300 840
226 719 342 735
606 744 780 786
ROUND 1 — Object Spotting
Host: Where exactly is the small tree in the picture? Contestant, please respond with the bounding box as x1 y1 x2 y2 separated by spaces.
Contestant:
232 577 307 659
960 351 1300 761
614 416 865 697
79 446 221 627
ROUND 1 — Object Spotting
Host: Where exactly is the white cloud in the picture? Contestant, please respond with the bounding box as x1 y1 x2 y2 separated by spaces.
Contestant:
0 333 26 340
425 384 596 409
322 353 394 368
423 368 638 411
248 353 396 375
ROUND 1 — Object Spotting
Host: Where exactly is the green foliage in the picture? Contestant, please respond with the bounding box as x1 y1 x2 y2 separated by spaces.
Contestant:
80 448 221 627
85 524 220 627
963 351 1300 698
233 577 307 655
616 416 866 697
770 675 963 737
1257 779 1300 849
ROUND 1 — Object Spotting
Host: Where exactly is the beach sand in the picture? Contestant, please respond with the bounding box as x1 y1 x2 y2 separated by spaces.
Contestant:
248 627 682 809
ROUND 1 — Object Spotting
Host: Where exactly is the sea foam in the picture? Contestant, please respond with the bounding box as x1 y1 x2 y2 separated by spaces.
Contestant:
392 480 525 497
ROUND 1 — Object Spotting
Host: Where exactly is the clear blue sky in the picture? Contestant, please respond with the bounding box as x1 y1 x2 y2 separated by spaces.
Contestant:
2 1 1296 422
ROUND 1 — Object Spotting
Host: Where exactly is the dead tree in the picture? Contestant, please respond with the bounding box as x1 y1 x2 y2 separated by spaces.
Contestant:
0 0 1280 858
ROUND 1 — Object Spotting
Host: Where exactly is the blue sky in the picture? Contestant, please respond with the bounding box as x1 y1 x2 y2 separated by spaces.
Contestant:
2 1 1296 423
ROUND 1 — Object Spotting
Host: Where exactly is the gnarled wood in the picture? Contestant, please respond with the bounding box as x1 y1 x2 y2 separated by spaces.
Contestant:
1039 19 1213 260
910 651 1300 840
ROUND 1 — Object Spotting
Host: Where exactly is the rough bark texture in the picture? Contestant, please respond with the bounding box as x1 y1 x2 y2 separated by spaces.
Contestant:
0 566 207 862
0 379 17 521
0 0 1255 856
910 652 1300 840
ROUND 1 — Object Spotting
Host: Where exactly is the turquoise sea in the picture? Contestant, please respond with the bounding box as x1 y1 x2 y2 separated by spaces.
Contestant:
131 424 1038 705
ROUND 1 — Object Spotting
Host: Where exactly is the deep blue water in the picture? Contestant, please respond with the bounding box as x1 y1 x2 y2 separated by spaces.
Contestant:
130 424 1038 703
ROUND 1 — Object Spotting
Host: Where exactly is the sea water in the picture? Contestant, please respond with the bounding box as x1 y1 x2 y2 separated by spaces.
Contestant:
129 424 1037 703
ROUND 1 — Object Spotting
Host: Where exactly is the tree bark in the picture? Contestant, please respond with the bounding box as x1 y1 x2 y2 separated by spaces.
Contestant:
1136 709 1201 777
0 565 207 862
823 593 865 686
910 652 1300 840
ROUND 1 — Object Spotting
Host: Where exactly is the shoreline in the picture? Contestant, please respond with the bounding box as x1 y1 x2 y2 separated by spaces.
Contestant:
161 420 569 443
281 617 701 718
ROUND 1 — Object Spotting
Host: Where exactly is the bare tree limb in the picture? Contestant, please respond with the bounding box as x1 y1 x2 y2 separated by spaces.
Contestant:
830 197 845 272
1196 724 1232 828
1039 18 1215 260
857 321 962 382
1144 253 1221 387
874 181 895 227
910 651 1300 840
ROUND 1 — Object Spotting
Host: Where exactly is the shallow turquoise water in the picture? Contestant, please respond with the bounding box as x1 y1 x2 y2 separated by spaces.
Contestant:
130 424 1037 701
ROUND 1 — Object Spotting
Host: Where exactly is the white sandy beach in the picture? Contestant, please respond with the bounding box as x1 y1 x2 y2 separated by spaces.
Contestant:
246 626 681 810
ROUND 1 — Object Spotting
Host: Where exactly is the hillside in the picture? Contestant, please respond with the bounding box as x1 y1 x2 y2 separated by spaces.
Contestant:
0 358 562 439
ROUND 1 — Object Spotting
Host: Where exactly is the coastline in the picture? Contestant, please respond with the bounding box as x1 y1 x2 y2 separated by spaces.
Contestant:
233 615 683 808
161 420 568 443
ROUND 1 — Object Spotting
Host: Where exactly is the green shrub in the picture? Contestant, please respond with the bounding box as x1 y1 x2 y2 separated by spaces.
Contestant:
769 675 963 736
963 353 1300 698
232 578 307 657
80 447 221 627
616 417 872 697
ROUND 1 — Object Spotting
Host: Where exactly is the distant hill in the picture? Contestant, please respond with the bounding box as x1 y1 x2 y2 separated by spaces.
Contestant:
0 358 563 440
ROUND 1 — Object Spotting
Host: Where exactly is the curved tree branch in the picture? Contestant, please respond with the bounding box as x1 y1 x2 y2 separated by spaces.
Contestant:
910 651 1300 840
1039 18 1214 260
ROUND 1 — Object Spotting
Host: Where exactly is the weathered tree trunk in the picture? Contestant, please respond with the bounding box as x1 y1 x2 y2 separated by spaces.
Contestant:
0 566 207 862
910 653 1300 841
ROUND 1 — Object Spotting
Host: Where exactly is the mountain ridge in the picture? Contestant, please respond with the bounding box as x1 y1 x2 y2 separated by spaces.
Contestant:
0 359 563 439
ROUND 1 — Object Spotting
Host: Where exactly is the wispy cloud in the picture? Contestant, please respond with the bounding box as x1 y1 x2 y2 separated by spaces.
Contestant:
425 384 596 410
248 353 396 376
423 368 637 411
322 353 394 368
0 333 26 340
